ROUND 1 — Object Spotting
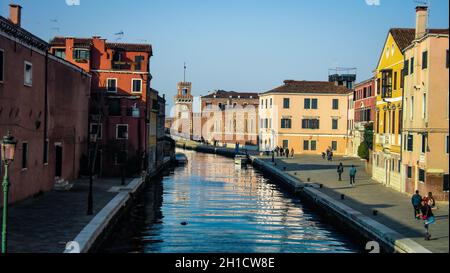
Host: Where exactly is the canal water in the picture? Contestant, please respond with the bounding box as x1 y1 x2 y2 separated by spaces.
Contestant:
100 150 360 253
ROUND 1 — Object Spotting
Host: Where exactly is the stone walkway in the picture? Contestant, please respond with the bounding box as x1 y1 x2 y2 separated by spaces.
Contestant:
0 177 133 253
260 155 449 253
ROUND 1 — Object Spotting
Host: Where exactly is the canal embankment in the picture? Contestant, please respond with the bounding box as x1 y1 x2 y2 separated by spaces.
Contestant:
173 140 446 253
63 157 173 253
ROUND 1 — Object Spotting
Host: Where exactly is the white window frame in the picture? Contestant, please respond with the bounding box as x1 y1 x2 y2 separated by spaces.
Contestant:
24 61 33 87
116 124 129 140
90 123 103 140
0 48 4 83
131 78 142 93
106 78 118 93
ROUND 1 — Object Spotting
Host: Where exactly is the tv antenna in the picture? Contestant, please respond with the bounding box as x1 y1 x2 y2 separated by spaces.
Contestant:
183 62 187 82
114 31 124 41
50 19 60 34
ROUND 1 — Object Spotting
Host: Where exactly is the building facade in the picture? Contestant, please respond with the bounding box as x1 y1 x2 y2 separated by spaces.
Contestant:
353 77 376 157
49 36 152 177
346 91 356 157
0 5 91 204
402 6 449 201
259 80 351 154
201 90 259 147
372 28 415 191
173 82 193 140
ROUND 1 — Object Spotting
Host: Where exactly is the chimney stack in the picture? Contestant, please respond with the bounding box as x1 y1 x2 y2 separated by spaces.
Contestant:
9 4 22 27
415 6 428 39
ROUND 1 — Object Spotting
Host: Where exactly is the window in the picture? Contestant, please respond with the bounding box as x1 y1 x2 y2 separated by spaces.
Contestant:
444 174 449 192
282 140 289 149
419 169 425 183
422 51 428 69
24 62 33 86
132 79 142 93
116 124 129 139
377 78 381 95
410 57 414 74
446 135 449 154
332 99 339 110
303 140 309 151
381 70 393 98
135 56 144 71
73 49 90 61
404 59 409 76
407 166 413 179
446 49 449 69
54 49 66 59
332 119 339 130
22 142 28 169
270 98 273 108
0 49 4 82
90 123 103 139
281 119 292 129
283 98 290 109
302 119 320 129
399 109 403 134
407 134 414 152
109 99 121 116
107 78 117 92
331 141 338 151
43 139 49 165
391 110 396 134
383 111 386 134
394 71 398 90
304 99 311 109
312 99 318 109
421 134 427 154
311 141 317 151
422 93 427 119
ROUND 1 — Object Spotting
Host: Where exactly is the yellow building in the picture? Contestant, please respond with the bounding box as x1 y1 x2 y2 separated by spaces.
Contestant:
372 28 416 191
259 80 351 155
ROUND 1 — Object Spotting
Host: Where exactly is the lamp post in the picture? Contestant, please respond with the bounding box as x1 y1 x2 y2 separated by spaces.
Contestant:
87 132 97 216
1 132 17 254
121 132 128 186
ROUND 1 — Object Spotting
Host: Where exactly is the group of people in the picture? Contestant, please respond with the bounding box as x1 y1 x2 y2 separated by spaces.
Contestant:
322 148 334 161
411 191 437 241
337 163 358 187
273 146 295 159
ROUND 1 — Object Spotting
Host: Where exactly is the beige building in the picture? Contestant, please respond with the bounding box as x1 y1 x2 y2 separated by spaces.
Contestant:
402 6 449 201
259 80 352 154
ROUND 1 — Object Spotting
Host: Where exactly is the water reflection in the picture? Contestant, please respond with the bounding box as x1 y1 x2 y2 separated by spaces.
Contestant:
100 150 358 253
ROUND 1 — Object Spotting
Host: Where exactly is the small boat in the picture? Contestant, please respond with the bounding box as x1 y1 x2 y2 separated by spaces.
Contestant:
175 153 188 165
235 155 247 166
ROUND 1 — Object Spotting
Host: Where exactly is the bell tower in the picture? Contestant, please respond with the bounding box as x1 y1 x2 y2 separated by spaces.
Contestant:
173 64 193 139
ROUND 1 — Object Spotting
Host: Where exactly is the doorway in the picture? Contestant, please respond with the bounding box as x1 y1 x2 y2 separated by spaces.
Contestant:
55 145 63 177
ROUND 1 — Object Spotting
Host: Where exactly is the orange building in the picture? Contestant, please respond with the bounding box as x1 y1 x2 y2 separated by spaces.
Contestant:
49 37 153 176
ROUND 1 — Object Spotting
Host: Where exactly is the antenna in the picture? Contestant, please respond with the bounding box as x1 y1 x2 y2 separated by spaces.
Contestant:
114 31 124 41
50 19 60 35
183 62 187 82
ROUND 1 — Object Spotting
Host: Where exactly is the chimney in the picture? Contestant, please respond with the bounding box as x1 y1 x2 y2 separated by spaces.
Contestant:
415 6 428 39
9 4 22 27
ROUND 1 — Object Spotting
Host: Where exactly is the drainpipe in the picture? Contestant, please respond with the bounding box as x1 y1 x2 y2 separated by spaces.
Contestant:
400 53 406 193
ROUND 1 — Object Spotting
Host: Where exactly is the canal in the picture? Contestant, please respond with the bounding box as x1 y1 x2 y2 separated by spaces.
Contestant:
100 150 360 253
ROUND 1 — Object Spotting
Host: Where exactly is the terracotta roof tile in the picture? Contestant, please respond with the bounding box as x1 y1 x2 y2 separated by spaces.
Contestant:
202 90 259 99
49 37 152 53
263 80 352 95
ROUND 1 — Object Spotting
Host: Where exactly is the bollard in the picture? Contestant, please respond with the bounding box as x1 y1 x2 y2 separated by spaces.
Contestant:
307 178 311 182
373 210 378 216
283 167 287 171
341 194 345 200
319 184 323 189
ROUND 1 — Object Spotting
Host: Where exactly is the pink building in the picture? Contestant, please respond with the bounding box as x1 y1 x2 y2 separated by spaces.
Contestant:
0 5 91 204
354 78 376 125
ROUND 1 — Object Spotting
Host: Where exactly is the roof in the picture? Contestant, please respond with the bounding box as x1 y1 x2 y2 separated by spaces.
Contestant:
202 90 259 99
389 28 449 52
0 16 48 51
262 80 352 95
49 36 152 53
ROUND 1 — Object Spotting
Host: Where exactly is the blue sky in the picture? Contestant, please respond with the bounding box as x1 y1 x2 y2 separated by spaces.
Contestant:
1 0 448 110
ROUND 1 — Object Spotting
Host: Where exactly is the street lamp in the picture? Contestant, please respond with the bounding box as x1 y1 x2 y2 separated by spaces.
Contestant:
1 132 17 254
121 132 128 186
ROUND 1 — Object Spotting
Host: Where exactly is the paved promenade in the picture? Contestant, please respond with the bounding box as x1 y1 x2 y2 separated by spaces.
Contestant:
259 155 449 253
0 177 133 253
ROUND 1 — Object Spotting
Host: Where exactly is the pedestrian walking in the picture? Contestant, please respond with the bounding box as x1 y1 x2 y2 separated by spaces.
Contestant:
285 148 290 159
419 199 436 241
337 163 344 181
271 151 275 163
411 190 423 219
349 165 357 187
426 192 437 210
290 148 295 158
322 152 326 160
